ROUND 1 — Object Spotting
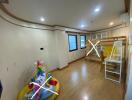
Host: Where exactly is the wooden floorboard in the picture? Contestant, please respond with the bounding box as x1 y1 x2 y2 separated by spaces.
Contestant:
52 59 123 100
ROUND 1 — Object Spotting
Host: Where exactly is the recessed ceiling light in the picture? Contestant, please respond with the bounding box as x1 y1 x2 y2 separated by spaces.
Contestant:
83 95 89 100
81 24 85 28
109 22 114 26
94 8 100 12
40 17 45 22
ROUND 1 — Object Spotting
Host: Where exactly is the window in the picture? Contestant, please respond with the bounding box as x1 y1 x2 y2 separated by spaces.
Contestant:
68 34 78 52
80 35 86 49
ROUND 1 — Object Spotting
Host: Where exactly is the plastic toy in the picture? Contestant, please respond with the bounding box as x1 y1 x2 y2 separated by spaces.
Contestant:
18 60 60 100
48 79 57 86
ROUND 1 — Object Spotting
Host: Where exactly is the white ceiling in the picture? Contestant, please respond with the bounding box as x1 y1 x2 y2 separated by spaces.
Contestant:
4 0 125 31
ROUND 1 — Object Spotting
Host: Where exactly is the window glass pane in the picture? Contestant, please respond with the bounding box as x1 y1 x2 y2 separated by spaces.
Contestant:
80 35 86 48
68 35 77 51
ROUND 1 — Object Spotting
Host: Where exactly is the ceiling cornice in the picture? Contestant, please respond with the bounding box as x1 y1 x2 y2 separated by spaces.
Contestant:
0 4 53 27
0 3 126 33
0 4 89 33
0 3 90 33
93 24 128 32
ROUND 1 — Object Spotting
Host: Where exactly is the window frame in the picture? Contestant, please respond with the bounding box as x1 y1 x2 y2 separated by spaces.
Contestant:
80 35 86 49
68 34 78 52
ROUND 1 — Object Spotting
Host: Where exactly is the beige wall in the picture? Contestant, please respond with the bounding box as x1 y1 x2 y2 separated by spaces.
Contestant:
0 16 59 100
55 30 69 69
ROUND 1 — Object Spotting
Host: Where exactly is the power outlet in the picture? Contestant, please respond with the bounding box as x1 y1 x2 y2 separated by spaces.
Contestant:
40 48 44 51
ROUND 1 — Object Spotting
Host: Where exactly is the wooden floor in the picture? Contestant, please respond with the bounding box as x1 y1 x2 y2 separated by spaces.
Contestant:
52 59 123 100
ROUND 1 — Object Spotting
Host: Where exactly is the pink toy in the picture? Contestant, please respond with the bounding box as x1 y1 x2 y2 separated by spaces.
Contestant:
34 85 40 100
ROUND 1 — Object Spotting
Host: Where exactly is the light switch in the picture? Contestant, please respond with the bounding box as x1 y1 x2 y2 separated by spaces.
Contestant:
0 80 3 99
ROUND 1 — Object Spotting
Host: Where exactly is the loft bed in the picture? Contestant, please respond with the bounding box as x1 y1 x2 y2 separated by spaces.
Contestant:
85 36 127 72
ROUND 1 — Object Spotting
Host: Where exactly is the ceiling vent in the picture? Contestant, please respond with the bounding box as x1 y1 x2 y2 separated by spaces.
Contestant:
0 0 9 4
120 13 130 24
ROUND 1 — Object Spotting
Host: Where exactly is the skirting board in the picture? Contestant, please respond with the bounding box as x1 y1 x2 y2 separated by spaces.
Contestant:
50 56 85 73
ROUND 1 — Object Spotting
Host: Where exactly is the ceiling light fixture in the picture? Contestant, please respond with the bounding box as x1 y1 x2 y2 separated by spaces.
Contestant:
109 22 114 26
94 8 100 12
81 24 85 28
40 17 45 22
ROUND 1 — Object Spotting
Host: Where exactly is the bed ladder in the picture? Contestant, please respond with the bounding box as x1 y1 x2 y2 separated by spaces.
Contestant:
105 41 123 83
